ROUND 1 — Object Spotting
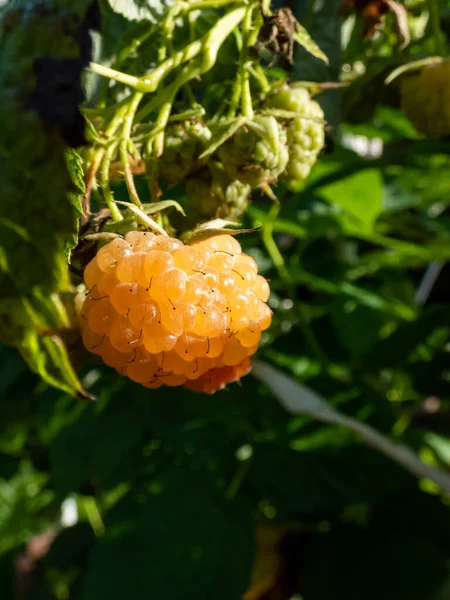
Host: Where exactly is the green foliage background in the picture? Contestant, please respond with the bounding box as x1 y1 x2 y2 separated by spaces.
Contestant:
0 0 450 598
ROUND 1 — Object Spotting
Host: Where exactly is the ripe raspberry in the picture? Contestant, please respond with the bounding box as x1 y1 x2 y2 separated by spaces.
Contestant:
186 162 251 220
150 120 212 185
218 115 289 188
265 85 325 182
400 60 450 136
185 357 252 394
80 232 272 394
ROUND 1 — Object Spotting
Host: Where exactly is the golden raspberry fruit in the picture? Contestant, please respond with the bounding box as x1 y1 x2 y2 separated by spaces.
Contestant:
400 60 450 136
80 233 272 394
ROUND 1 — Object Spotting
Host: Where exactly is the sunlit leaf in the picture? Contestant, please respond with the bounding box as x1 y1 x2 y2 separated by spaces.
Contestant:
294 24 328 64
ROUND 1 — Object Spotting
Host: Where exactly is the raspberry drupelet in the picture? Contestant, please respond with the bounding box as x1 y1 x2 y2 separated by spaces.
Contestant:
80 233 272 394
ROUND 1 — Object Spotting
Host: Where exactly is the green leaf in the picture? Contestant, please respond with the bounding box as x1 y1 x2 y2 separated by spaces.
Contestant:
0 7 85 296
185 220 259 245
248 206 307 238
66 149 85 260
107 0 175 23
0 5 87 394
291 270 416 320
425 433 450 467
342 106 420 143
318 168 383 233
50 389 144 494
248 443 413 518
361 306 450 369
0 461 55 554
114 201 168 236
81 469 253 600
0 291 89 399
385 56 443 85
292 0 342 128
199 117 246 159
142 199 185 216
252 360 450 494
294 24 328 64
329 295 386 355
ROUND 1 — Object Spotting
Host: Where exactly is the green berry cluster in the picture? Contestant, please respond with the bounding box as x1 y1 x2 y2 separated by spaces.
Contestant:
150 120 212 185
147 86 324 224
218 115 290 188
266 86 325 182
186 162 251 220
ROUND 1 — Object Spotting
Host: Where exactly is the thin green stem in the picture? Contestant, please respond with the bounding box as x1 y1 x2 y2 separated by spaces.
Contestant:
81 97 130 117
262 203 290 281
248 64 271 93
247 3 263 47
138 61 201 123
83 104 128 218
228 73 242 118
227 17 244 117
101 141 123 222
141 40 203 92
122 91 143 140
155 100 175 157
240 7 254 118
225 458 252 501
184 10 200 107
132 107 204 142
91 7 246 109
89 63 143 89
228 5 260 118
198 6 247 71
119 92 144 207
97 26 157 102
296 303 329 369
147 5 182 157
90 39 202 94
261 203 328 369
163 4 181 57
241 70 253 117
183 0 244 9
116 27 156 67
81 497 105 538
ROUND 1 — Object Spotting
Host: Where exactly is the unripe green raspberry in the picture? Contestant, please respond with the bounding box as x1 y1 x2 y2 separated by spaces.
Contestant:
152 120 212 185
265 86 325 182
218 115 289 188
186 162 251 219
400 60 450 136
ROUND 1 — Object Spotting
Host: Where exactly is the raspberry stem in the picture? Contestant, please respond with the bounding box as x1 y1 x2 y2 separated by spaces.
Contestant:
83 103 129 219
153 98 175 158
120 91 145 208
88 63 143 89
91 7 247 96
248 64 271 93
101 140 123 222
228 5 257 118
261 203 328 368
184 0 244 9
240 7 255 118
